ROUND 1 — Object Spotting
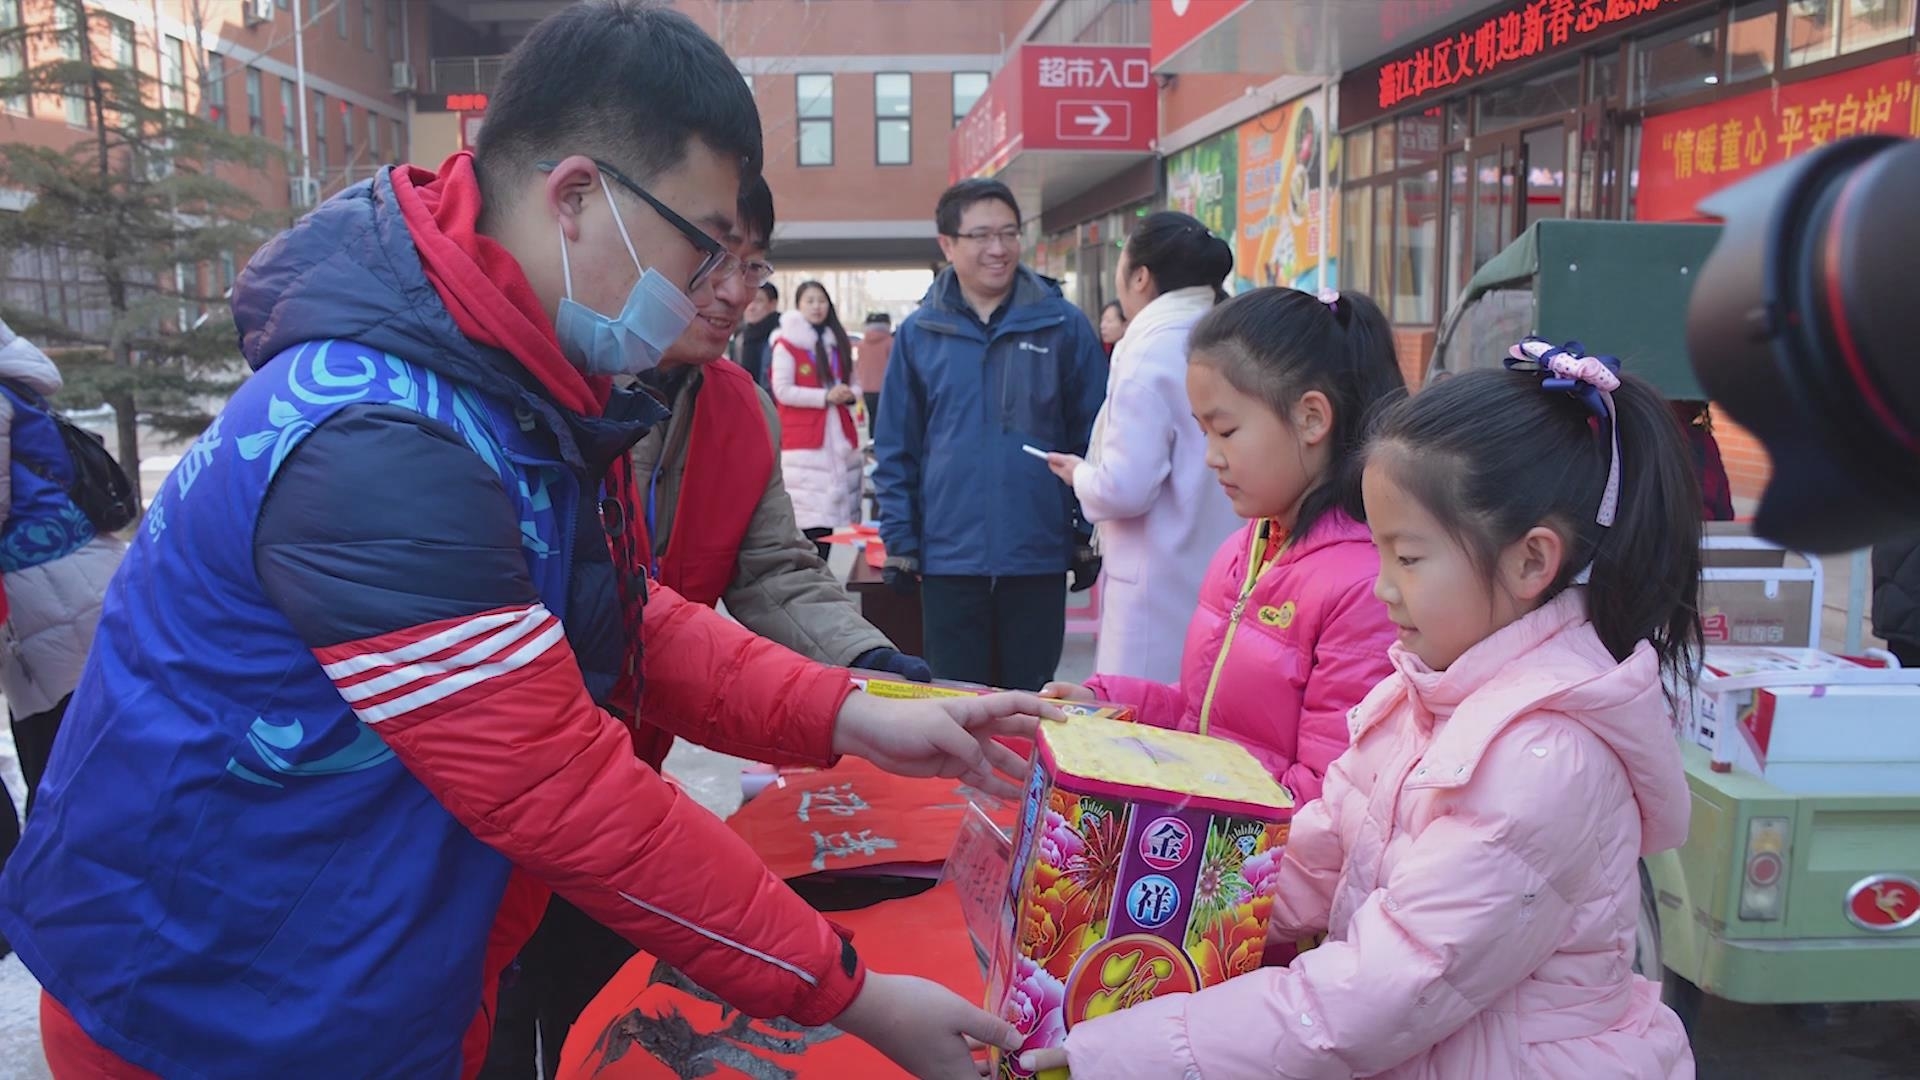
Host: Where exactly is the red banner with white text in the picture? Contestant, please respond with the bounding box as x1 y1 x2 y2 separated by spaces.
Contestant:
1638 54 1920 222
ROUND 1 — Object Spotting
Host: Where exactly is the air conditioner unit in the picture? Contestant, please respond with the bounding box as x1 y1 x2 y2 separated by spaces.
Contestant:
243 0 274 27
391 62 417 93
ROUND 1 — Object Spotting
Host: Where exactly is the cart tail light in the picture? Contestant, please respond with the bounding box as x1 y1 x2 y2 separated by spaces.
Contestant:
1739 816 1791 921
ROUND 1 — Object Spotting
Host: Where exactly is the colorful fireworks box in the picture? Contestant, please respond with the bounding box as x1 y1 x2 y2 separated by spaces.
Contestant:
989 714 1293 1078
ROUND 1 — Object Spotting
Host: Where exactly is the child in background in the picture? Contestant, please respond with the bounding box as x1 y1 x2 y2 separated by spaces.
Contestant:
1029 339 1698 1079
1045 287 1404 804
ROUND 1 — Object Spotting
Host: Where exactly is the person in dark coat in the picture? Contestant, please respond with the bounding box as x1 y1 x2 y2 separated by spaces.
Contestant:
733 281 780 386
1872 535 1920 667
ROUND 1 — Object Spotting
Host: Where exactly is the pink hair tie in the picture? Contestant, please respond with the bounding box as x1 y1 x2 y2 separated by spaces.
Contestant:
1504 338 1623 528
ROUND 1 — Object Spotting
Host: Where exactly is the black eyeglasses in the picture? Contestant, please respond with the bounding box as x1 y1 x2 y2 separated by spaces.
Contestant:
537 158 730 291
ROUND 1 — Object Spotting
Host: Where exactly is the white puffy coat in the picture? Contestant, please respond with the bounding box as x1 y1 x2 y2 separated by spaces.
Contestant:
770 311 864 533
1072 286 1241 683
0 329 125 718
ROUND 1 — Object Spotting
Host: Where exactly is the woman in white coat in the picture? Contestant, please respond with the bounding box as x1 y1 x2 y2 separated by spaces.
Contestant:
770 281 863 560
0 321 125 936
1046 212 1240 683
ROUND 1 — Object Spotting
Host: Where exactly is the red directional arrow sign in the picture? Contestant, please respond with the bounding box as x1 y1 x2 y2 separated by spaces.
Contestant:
1022 45 1155 154
950 44 1156 181
1056 101 1132 142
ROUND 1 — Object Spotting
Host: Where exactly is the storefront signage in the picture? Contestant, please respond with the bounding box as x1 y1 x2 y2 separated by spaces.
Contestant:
1166 130 1235 241
417 92 489 113
1234 98 1337 293
1149 0 1249 70
951 45 1157 183
1163 95 1340 294
1639 54 1920 222
1340 0 1710 127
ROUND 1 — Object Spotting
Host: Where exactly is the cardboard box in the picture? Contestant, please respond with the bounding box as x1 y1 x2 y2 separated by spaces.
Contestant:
1692 647 1920 794
989 715 1292 1077
848 672 1135 722
1699 525 1820 649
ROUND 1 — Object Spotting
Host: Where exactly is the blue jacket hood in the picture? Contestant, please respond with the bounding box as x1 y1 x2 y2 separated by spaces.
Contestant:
230 168 663 471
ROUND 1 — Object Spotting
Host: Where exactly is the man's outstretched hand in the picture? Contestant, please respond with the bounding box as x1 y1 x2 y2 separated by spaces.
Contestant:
836 972 1022 1079
831 690 1061 799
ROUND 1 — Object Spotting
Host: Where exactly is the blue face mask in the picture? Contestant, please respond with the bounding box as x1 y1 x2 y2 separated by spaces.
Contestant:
553 173 697 377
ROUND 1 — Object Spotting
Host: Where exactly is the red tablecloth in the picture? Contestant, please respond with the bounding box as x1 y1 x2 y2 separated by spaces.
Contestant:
556 883 985 1079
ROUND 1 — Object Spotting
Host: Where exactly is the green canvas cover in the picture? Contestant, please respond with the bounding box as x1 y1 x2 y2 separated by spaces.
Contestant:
1428 220 1722 400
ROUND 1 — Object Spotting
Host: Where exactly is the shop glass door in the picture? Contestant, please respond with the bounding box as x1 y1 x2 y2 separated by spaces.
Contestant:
1521 123 1569 228
1470 134 1518 284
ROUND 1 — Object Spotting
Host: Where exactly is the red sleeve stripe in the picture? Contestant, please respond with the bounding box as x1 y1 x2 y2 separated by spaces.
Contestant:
320 604 566 725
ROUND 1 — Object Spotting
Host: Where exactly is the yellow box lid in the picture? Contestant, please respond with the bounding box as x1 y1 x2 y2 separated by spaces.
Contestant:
1038 715 1294 814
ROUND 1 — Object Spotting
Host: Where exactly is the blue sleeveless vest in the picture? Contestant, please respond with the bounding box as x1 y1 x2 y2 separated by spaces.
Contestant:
0 339 579 1079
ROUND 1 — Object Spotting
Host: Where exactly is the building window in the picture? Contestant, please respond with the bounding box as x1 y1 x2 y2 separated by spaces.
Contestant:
952 71 989 126
343 103 355 168
1726 0 1780 84
55 1 86 126
875 72 911 165
0 0 27 116
392 118 404 161
280 80 297 153
362 0 375 49
336 0 348 38
219 251 236 295
1789 0 1916 67
369 109 380 162
206 53 228 125
1629 12 1722 107
162 37 186 114
312 90 328 170
797 73 833 166
386 0 402 61
246 67 263 135
109 15 136 70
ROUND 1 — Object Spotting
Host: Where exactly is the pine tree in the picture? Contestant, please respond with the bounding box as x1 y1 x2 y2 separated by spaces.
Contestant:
0 0 276 506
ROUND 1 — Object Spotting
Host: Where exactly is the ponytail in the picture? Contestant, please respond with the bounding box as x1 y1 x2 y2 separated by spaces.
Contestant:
1588 375 1704 697
1124 211 1234 302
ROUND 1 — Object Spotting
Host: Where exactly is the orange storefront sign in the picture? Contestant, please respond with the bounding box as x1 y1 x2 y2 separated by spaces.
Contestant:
1639 53 1920 222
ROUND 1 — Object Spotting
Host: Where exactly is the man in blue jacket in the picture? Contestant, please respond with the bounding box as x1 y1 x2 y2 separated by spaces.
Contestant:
874 179 1107 691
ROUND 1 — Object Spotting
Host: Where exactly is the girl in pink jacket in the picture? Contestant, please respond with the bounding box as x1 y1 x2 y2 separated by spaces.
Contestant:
1047 287 1405 804
1028 340 1698 1079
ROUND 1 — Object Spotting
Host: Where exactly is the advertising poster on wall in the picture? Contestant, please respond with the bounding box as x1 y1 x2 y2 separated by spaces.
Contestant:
1235 97 1340 294
1166 130 1238 262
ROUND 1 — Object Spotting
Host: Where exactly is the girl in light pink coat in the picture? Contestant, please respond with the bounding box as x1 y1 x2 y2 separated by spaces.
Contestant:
1046 287 1405 804
1027 341 1698 1078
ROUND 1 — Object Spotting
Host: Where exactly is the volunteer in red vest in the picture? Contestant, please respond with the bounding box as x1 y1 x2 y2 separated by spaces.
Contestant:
637 184 925 679
770 281 864 561
483 179 934 1080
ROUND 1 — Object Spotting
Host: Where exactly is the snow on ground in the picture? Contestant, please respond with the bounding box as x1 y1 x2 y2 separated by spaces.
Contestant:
0 696 50 1080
